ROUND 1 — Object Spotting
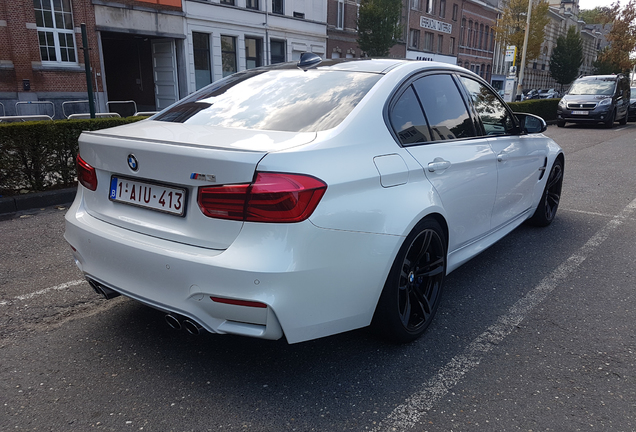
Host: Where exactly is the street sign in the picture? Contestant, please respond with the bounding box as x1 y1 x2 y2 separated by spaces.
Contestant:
505 46 517 64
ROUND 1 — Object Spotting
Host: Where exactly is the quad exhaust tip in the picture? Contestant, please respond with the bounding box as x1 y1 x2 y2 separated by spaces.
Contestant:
165 314 203 335
87 279 121 300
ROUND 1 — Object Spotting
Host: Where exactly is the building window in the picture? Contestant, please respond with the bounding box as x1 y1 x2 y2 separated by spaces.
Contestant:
272 0 283 14
452 3 458 20
484 26 489 51
246 0 259 9
480 63 485 77
450 37 455 54
460 18 465 45
424 32 434 51
34 0 77 63
467 21 472 47
437 35 443 53
245 37 262 69
426 0 434 14
409 29 420 49
479 24 484 49
411 0 421 9
439 0 446 18
193 32 212 90
337 0 344 29
221 35 237 77
270 39 285 63
220 0 235 4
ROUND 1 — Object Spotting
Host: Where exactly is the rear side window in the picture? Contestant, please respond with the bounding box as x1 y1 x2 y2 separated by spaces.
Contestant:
460 76 515 136
390 86 432 145
154 69 382 132
412 74 475 141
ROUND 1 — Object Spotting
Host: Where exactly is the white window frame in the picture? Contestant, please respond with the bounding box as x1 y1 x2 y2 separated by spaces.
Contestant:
337 0 345 29
34 0 78 65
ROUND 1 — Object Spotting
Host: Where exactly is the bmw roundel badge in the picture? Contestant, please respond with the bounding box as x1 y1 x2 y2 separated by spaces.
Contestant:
127 154 139 171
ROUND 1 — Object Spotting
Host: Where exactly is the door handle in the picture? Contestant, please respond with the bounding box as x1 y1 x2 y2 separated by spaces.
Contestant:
497 153 509 162
427 158 451 172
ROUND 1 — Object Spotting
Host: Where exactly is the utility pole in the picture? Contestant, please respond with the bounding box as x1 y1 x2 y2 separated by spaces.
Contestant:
516 0 533 100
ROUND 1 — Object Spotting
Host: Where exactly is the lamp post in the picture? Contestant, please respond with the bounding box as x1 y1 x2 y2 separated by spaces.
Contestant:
516 0 533 100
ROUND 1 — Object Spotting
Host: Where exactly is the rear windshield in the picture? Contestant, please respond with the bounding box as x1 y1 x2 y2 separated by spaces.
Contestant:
154 68 382 132
568 79 616 96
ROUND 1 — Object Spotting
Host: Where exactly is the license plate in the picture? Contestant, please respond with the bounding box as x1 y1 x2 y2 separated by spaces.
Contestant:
109 176 186 216
572 110 588 115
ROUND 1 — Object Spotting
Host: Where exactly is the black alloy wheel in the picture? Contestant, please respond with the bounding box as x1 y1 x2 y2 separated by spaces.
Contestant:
373 219 446 343
528 158 564 227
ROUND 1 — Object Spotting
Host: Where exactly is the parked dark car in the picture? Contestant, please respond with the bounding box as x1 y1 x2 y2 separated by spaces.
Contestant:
629 87 636 121
522 89 540 100
539 88 560 99
557 74 630 128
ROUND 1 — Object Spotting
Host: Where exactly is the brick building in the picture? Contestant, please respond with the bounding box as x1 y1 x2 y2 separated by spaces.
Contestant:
1 0 327 119
404 0 463 64
456 0 498 82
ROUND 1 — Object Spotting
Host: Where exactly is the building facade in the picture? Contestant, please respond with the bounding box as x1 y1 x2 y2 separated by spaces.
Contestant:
456 0 498 83
404 0 463 64
0 0 327 118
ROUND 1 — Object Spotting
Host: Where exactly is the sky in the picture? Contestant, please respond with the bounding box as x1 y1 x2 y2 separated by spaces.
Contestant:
578 0 618 10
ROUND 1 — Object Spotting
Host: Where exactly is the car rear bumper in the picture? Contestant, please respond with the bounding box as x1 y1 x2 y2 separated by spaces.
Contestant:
64 190 400 343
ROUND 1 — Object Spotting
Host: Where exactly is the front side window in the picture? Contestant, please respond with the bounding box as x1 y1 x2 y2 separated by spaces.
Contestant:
412 74 475 140
154 68 382 132
34 0 77 64
221 35 237 77
460 76 515 136
272 0 283 14
193 32 212 90
245 37 262 69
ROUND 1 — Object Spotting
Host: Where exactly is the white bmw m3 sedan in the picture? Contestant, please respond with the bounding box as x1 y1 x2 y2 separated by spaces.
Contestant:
65 56 564 344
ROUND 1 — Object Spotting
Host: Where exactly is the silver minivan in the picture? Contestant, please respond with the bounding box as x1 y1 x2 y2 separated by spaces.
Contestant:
556 74 631 128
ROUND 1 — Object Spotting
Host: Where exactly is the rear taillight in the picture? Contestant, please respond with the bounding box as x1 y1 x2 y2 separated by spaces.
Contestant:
197 172 327 223
76 155 98 191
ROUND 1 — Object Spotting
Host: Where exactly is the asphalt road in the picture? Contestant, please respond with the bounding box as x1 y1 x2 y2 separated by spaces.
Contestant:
1 123 635 431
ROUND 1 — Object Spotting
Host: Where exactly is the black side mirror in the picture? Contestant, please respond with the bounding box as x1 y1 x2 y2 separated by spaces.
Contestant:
514 112 547 134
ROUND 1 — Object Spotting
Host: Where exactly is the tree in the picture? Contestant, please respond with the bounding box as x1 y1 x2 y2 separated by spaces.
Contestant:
578 6 612 24
550 26 583 89
595 0 636 74
357 0 403 57
494 0 550 68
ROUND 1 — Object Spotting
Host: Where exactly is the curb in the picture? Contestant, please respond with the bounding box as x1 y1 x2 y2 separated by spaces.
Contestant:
0 187 77 215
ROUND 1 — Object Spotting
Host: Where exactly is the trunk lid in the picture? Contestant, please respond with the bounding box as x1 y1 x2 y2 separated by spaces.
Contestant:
78 120 316 249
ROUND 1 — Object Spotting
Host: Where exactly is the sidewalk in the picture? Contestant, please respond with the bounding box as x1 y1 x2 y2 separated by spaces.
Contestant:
0 187 77 215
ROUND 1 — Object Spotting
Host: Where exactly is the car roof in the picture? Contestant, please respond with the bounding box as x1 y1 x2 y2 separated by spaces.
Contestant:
577 74 621 81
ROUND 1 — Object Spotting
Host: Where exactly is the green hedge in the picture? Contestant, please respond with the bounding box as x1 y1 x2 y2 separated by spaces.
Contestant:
508 98 560 122
0 117 146 196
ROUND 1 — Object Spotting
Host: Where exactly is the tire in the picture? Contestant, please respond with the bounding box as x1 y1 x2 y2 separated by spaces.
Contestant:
556 120 565 128
619 109 628 125
373 218 447 343
527 158 564 227
604 109 616 128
